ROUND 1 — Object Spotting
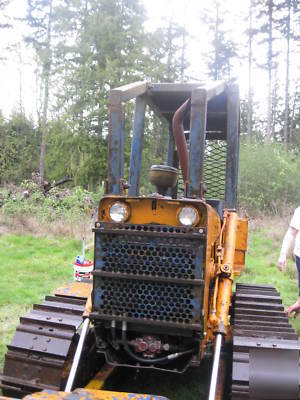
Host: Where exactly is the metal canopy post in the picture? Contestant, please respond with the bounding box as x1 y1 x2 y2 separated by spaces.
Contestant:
107 103 125 195
188 88 208 197
128 95 147 196
225 84 240 209
107 82 147 195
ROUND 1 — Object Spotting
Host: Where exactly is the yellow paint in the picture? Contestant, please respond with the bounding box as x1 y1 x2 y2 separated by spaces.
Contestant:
85 365 115 390
24 389 168 400
98 196 248 354
98 196 207 227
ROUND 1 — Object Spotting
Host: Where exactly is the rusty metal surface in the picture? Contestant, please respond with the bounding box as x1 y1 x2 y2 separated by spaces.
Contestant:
0 289 88 398
24 388 170 400
172 98 190 182
231 283 300 399
93 222 206 239
54 282 92 300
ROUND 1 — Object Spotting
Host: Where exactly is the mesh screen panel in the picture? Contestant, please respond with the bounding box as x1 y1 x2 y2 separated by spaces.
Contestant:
204 140 227 199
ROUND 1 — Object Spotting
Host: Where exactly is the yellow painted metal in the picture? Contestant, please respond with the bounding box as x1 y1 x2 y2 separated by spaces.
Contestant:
85 365 115 390
83 293 93 318
202 206 221 337
215 211 238 335
24 389 169 400
98 195 248 356
233 218 248 275
54 281 92 300
98 196 208 227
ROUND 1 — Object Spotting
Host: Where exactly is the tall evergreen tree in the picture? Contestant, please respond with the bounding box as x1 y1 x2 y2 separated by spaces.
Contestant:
202 1 239 81
25 0 55 183
247 0 254 142
254 0 278 140
276 0 299 149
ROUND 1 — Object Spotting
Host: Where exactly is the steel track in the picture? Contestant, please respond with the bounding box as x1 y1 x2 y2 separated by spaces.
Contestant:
0 292 87 398
231 283 300 400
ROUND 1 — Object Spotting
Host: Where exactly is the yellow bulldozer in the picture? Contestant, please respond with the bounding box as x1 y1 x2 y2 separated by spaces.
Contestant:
1 81 299 400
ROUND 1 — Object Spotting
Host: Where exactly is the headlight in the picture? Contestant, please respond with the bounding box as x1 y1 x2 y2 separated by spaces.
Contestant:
178 206 199 226
109 202 129 223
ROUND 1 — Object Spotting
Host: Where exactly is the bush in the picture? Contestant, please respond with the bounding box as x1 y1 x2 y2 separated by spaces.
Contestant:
238 143 300 215
0 181 104 223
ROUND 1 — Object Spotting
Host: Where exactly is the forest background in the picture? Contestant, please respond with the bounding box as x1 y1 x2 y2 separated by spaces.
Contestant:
0 0 299 216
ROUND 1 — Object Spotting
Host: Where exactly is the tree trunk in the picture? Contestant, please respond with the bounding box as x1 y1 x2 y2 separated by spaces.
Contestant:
180 27 186 83
39 0 53 184
247 0 253 143
283 0 291 150
214 2 220 80
266 0 273 141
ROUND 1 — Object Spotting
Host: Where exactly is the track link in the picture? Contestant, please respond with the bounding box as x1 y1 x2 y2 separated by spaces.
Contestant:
0 292 87 398
232 283 300 400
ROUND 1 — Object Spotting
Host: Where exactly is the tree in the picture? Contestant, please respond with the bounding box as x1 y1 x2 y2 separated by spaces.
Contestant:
26 0 54 183
276 0 299 149
254 0 278 140
0 112 39 183
202 1 239 81
247 0 254 142
50 0 150 188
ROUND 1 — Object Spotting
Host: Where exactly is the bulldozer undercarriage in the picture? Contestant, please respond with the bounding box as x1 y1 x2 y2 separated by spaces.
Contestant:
1 282 299 400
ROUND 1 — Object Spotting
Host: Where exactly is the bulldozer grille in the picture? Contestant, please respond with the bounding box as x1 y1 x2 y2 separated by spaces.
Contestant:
204 139 227 199
92 222 205 330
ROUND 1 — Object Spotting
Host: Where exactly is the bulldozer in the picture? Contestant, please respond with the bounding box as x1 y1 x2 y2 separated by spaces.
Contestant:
1 81 300 400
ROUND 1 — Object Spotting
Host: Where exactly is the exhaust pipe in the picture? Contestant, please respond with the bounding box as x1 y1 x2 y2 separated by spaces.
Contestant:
172 99 190 183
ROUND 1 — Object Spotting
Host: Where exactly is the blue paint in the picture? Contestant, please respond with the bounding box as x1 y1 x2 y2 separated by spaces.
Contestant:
128 95 147 196
225 85 239 209
93 286 103 309
94 236 104 269
188 91 207 197
108 104 125 195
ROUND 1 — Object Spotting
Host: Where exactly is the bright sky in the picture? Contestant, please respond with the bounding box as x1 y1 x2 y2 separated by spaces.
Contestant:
0 0 295 119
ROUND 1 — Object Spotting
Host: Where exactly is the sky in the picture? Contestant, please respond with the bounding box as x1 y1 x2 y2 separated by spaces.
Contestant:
0 0 296 120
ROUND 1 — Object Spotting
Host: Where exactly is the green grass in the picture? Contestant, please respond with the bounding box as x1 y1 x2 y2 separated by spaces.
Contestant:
0 234 93 369
236 226 300 334
0 224 299 399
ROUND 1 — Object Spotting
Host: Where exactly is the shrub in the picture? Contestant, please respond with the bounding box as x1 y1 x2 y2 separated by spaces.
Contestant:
0 181 104 223
238 143 300 215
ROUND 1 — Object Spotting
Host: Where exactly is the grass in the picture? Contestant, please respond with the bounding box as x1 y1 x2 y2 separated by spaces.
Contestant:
236 217 300 334
0 216 299 399
0 234 93 369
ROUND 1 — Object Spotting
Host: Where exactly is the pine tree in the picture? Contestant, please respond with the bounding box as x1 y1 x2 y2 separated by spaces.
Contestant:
254 0 278 140
276 0 299 149
247 0 254 143
202 0 239 81
25 0 55 183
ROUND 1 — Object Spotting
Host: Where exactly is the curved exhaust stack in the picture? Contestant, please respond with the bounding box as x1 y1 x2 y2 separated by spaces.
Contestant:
172 99 190 183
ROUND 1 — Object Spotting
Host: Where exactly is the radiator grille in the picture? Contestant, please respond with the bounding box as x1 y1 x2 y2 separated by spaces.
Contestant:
97 277 196 324
98 234 200 280
93 223 205 328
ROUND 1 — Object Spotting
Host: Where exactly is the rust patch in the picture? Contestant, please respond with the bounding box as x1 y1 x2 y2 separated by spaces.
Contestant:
54 282 92 300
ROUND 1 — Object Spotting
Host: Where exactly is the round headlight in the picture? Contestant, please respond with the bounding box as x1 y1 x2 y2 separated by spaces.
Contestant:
178 206 198 226
109 202 128 223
